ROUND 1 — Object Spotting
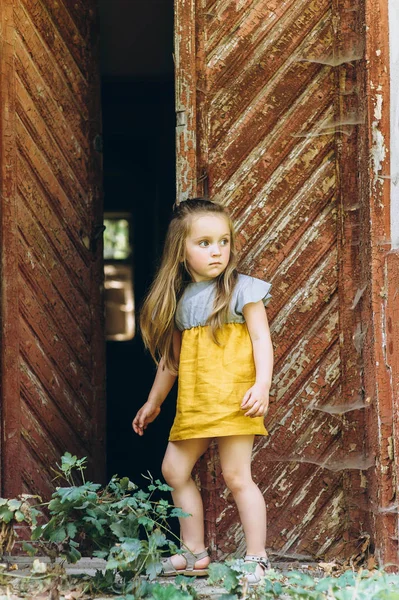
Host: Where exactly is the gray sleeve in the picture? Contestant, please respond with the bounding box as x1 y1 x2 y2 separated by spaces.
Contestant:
235 276 272 316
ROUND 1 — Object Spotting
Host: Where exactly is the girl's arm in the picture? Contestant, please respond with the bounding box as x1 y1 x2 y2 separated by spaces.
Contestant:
241 301 273 417
132 329 182 435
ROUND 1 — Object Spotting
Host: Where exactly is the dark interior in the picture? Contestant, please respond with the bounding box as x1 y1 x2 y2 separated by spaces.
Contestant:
99 0 176 484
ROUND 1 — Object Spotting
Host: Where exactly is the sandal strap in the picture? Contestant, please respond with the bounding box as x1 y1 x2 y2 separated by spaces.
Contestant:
161 556 178 574
181 549 209 571
244 555 270 570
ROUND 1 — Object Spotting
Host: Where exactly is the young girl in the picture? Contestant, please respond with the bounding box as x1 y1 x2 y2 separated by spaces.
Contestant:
132 198 273 584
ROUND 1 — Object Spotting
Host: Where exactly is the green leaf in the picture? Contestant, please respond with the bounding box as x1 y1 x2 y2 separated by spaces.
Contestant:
334 589 359 600
170 508 191 519
208 563 240 593
82 515 105 534
138 516 155 528
93 550 108 559
290 573 315 587
0 508 14 523
61 452 78 471
145 559 163 582
14 510 26 522
120 538 142 556
75 457 87 469
66 522 77 539
149 530 167 549
271 581 283 594
0 499 8 506
119 477 131 490
174 575 196 585
48 498 63 513
65 545 81 563
31 525 44 541
22 542 37 557
135 490 150 501
105 558 120 571
110 520 127 539
155 480 173 492
28 507 41 526
49 527 67 543
7 499 22 511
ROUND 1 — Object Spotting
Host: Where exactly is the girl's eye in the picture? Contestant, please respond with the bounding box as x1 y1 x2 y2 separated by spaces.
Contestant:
199 240 209 247
220 239 229 246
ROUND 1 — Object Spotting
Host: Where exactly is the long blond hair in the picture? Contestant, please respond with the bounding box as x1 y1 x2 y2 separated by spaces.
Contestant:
140 198 238 373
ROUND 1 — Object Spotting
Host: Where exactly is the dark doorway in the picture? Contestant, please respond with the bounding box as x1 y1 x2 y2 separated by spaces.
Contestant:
99 1 176 483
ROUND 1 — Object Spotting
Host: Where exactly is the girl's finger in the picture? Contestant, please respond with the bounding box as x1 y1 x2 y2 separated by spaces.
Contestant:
245 400 260 416
133 422 142 435
241 390 252 408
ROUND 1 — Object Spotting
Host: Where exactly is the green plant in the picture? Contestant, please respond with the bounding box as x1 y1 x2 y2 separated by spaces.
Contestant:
209 560 399 600
0 495 41 554
25 453 188 582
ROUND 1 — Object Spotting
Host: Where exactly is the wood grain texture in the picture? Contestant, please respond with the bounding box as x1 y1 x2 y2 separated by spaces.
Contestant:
359 0 398 567
0 0 105 498
0 0 21 497
175 0 370 559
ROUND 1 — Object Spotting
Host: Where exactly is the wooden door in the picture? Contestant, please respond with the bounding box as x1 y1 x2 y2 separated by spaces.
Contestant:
175 0 369 560
0 0 105 500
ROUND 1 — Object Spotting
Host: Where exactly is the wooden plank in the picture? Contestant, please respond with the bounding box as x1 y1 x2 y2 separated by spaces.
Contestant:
360 0 398 566
174 0 198 201
175 0 370 559
0 0 21 497
0 0 105 500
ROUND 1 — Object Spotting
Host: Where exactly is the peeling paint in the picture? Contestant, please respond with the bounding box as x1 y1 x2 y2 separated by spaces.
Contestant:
371 93 387 186
176 0 375 561
389 0 399 247
1 0 105 498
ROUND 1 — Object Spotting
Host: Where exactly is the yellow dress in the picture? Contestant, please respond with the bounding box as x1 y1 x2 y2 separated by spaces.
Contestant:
169 274 272 442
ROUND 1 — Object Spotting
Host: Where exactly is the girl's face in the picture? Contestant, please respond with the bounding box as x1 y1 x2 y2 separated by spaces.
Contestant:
184 214 231 282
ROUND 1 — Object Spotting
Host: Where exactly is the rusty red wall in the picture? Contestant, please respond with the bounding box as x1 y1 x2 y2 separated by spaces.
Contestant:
0 0 105 499
360 0 399 567
175 0 376 561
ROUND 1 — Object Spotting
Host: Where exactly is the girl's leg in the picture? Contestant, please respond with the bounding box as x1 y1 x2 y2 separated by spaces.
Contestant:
218 435 268 576
162 437 212 570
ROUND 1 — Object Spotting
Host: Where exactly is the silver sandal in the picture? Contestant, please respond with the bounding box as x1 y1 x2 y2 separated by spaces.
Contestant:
243 554 271 585
160 549 210 577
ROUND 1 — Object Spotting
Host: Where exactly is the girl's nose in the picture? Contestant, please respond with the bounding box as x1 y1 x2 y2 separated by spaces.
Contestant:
211 244 221 256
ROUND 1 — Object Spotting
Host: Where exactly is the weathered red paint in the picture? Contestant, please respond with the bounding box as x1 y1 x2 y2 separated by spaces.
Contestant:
175 0 198 201
0 0 105 499
174 0 396 561
333 0 372 558
360 0 399 567
0 0 21 497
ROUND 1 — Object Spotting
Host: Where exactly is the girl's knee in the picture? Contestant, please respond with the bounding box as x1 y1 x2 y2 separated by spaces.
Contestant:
161 457 175 484
161 457 189 487
222 470 252 494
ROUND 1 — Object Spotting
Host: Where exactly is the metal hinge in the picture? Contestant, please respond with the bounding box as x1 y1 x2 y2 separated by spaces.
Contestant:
176 110 187 127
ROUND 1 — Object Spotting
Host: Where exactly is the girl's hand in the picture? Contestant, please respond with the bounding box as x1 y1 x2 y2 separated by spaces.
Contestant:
132 401 161 436
241 383 270 418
